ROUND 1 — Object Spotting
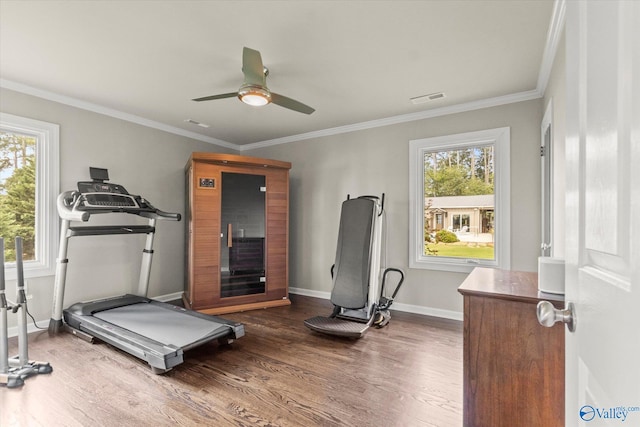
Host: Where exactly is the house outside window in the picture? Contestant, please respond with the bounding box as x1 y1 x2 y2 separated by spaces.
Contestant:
409 127 510 272
0 113 59 279
427 195 494 233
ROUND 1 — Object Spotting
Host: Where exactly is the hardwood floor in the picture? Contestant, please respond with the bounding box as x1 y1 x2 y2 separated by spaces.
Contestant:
1 294 463 427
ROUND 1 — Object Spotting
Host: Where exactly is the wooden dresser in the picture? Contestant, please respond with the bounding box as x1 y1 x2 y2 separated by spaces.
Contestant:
458 267 565 427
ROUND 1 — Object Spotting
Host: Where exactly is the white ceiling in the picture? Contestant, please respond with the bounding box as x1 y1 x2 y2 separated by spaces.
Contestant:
0 1 556 148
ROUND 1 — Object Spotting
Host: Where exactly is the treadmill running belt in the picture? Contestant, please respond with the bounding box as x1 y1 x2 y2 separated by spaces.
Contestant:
94 304 229 349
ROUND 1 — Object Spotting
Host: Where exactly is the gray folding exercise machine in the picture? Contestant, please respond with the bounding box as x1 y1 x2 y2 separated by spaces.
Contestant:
1 237 53 388
48 168 244 373
304 195 404 338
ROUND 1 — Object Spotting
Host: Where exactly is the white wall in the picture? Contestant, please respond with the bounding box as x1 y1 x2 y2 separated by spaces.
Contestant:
543 28 566 259
247 99 544 317
1 87 234 329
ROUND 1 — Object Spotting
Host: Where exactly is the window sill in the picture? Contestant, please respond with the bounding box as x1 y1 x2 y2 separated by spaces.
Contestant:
410 258 500 273
3 261 56 281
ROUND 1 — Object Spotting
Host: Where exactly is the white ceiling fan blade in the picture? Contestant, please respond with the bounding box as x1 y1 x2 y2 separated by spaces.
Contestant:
192 92 237 102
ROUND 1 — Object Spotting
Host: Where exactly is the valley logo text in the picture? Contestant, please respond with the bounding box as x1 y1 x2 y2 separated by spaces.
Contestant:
580 405 640 423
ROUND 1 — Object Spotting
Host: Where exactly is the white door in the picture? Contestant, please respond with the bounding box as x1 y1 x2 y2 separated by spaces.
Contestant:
564 1 640 426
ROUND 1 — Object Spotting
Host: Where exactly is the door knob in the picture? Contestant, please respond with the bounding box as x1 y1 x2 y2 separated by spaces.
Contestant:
537 301 576 332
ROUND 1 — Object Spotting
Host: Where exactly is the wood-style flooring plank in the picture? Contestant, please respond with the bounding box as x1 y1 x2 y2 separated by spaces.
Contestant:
1 294 462 426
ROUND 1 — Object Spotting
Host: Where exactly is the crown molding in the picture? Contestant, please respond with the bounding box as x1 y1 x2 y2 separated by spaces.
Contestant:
1 76 542 153
240 89 542 151
536 0 566 94
0 79 237 150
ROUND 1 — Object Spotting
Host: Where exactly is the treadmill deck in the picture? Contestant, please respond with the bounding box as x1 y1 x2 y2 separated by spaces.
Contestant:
94 303 230 348
64 296 244 372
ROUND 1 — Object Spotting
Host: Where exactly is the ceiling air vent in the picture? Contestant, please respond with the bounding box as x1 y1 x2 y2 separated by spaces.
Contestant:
184 119 210 128
410 92 446 105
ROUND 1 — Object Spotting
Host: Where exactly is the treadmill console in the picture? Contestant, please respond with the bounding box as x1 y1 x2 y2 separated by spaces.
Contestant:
77 181 140 208
78 181 129 195
71 167 155 212
58 167 180 222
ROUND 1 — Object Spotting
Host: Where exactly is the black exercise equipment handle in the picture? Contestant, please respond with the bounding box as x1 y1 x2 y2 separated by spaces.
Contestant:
135 200 182 221
378 267 404 310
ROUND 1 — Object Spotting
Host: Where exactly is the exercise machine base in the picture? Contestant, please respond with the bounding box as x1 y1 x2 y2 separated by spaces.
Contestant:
304 316 374 339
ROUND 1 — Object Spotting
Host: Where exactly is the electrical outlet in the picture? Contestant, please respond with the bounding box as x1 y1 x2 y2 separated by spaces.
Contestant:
26 294 33 300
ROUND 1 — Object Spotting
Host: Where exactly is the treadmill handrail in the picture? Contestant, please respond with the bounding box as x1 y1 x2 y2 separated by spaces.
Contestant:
57 192 90 222
136 201 181 221
57 191 181 222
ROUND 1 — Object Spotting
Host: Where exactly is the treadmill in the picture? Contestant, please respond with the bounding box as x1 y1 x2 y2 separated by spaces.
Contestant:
48 168 244 374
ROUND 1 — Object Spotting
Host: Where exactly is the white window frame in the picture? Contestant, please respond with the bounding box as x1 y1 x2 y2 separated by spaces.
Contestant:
1 112 60 279
409 127 511 273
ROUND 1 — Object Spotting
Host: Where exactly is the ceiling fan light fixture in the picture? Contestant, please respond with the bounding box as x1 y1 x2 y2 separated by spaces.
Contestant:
238 85 272 107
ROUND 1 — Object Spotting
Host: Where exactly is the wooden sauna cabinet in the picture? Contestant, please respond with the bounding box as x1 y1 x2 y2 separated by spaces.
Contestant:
184 152 291 315
458 267 565 427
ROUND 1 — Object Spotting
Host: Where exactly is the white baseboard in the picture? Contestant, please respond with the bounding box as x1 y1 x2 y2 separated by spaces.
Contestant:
6 291 186 338
152 291 184 303
7 321 49 338
390 302 463 321
7 289 461 338
288 287 463 322
289 287 331 300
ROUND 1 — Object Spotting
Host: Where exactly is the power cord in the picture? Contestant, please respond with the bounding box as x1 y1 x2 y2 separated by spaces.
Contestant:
24 302 47 330
9 295 48 330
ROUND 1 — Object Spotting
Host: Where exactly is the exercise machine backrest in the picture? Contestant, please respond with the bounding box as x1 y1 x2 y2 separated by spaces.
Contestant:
330 197 377 309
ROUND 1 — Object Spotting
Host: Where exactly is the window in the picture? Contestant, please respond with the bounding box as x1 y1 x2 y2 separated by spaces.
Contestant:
409 127 510 272
1 113 59 279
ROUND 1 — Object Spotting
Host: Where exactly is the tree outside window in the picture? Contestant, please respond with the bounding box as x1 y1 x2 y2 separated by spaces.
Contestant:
0 131 36 261
1 112 59 279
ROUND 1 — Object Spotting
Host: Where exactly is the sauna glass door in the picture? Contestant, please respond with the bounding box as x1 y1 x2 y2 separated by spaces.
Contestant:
220 172 266 298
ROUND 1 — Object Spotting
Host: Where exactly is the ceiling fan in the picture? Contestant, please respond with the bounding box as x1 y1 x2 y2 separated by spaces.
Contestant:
192 47 315 115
